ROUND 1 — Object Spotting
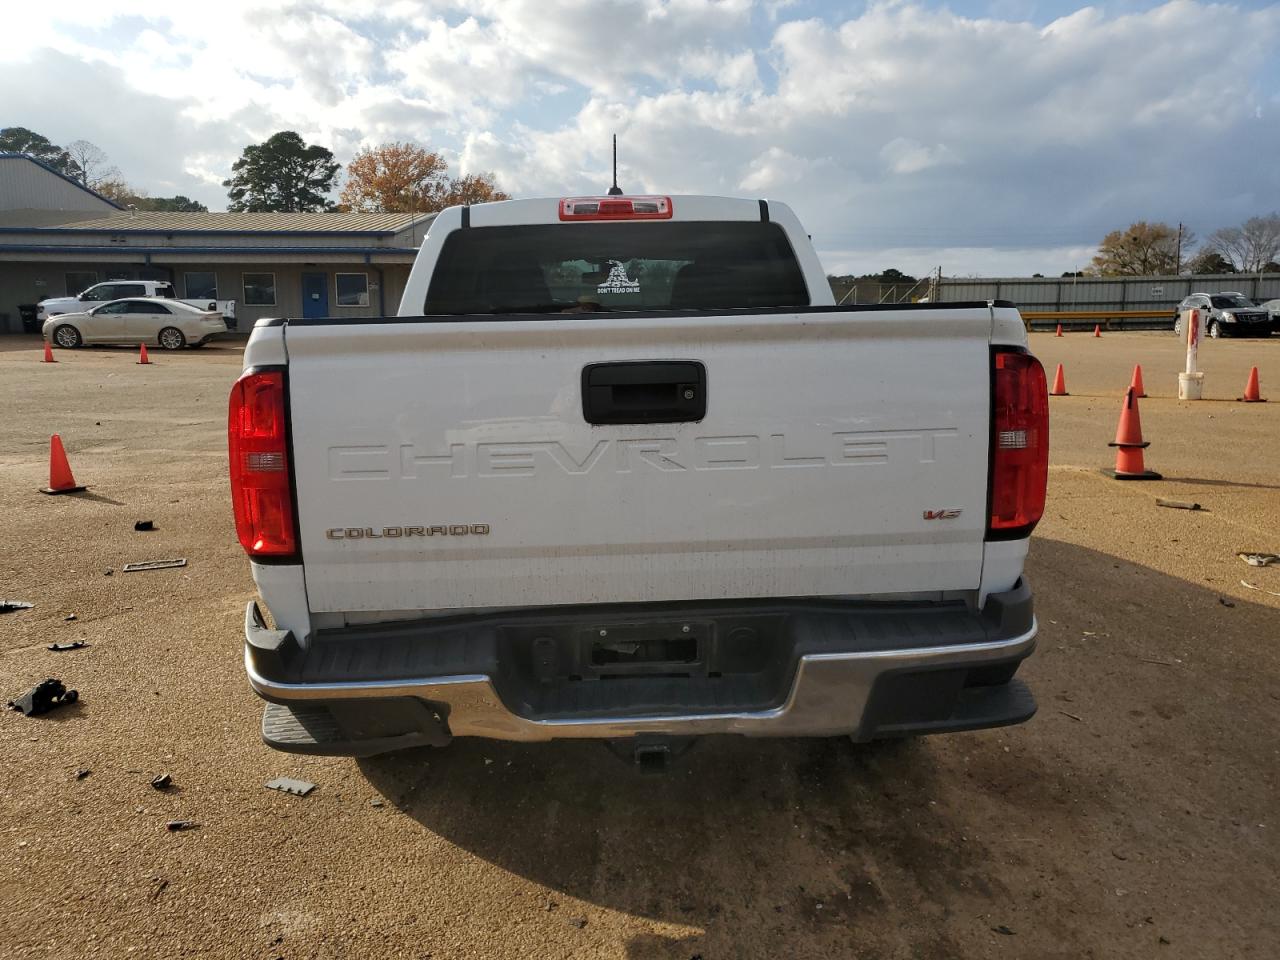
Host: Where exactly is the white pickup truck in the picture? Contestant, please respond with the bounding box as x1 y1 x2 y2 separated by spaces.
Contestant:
232 194 1048 765
38 279 236 325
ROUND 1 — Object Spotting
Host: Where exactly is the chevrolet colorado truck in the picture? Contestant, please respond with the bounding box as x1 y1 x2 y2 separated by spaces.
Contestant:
232 194 1048 764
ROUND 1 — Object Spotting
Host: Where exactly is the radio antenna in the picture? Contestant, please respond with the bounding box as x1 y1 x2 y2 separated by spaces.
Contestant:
607 134 622 196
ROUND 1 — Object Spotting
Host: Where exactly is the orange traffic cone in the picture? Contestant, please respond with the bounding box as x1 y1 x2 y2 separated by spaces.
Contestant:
40 434 87 495
42 340 56 363
137 343 151 365
1050 363 1069 396
1093 324 1102 338
1055 323 1063 337
1239 366 1265 402
1106 388 1160 480
1130 364 1146 398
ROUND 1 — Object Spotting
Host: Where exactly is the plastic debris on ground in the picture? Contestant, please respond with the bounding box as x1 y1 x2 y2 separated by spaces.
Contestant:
1239 553 1278 567
122 559 187 572
265 777 316 797
7 679 79 716
1 600 34 614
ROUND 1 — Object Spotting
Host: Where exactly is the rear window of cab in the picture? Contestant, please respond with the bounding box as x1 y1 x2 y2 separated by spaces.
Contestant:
424 221 810 315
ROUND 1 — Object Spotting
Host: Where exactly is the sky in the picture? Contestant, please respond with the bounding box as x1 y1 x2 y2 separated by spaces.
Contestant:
3 0 1278 277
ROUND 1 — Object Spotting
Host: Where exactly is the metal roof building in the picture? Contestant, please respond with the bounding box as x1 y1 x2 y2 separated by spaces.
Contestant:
0 153 436 332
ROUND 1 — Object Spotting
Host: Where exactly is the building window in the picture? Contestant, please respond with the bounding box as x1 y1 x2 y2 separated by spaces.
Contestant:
65 272 98 296
335 272 370 307
242 273 276 306
185 271 218 300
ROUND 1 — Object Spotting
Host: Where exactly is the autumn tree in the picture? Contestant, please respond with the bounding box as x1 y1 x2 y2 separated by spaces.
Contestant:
339 142 448 212
1091 222 1188 276
94 177 140 204
1205 214 1280 274
339 142 509 213
224 131 340 212
440 171 510 208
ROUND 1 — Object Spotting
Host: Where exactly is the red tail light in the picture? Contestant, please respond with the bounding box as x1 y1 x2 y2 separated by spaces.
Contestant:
228 369 297 560
559 196 673 221
988 350 1049 540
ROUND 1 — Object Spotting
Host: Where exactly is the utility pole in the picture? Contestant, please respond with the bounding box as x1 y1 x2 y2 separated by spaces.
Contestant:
1175 222 1184 275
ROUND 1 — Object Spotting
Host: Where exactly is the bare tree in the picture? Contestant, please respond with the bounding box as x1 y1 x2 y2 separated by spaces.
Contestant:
1206 213 1280 273
65 139 120 189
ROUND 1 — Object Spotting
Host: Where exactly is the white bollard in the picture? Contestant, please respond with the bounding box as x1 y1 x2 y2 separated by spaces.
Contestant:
1179 308 1204 400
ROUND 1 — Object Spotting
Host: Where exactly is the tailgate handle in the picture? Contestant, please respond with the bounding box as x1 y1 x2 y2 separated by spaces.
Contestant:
582 360 706 425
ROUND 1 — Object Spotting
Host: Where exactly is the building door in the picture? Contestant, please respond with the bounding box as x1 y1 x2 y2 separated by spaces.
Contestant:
301 272 329 319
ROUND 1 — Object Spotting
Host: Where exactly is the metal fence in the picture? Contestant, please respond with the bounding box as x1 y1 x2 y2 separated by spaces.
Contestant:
935 273 1280 317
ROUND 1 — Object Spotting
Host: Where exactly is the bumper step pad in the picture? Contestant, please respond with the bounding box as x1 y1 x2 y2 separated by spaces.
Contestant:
262 701 449 757
871 678 1037 739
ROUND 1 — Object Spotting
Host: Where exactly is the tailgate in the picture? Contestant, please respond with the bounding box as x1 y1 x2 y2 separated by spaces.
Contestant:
285 309 994 614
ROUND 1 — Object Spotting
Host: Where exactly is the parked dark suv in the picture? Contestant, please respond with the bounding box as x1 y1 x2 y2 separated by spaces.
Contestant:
1174 292 1272 338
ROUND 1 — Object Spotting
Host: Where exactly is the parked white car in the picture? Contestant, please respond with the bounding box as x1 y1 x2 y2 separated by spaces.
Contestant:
37 280 237 326
42 297 227 350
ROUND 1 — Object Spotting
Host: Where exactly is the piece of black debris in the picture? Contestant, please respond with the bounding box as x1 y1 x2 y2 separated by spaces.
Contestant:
1159 936 1171 945
166 820 198 832
1 600 34 614
64 613 77 622
1155 498 1202 511
991 925 1016 936
48 641 87 652
134 520 156 532
1218 597 1235 608
122 559 187 573
151 773 173 790
8 679 79 716
265 777 316 797
568 917 588 929
75 768 91 780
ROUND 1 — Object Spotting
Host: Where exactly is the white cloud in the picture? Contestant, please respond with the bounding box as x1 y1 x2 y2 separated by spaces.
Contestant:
2 1 1278 279
879 138 957 175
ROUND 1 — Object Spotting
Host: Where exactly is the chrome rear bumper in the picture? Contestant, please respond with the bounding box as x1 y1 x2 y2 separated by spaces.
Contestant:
244 582 1038 753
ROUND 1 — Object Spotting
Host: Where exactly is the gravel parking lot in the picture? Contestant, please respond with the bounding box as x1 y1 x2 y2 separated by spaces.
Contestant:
2 331 1278 959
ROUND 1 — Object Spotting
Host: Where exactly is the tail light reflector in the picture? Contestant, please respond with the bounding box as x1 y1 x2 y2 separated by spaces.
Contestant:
228 369 297 559
988 350 1049 539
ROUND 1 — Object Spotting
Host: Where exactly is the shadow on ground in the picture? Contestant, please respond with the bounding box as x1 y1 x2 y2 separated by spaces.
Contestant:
352 533 1280 958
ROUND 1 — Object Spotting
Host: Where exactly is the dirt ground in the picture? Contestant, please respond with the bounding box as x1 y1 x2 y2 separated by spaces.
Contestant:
1 330 1278 960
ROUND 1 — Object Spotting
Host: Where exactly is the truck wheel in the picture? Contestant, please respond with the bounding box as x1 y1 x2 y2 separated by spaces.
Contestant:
53 324 82 348
1208 321 1222 339
158 327 187 350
